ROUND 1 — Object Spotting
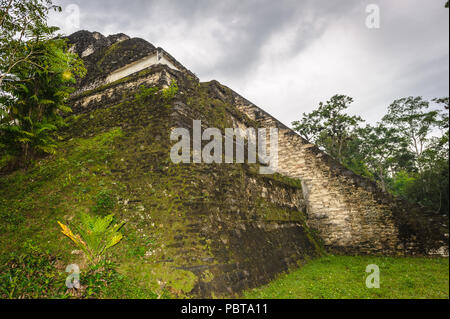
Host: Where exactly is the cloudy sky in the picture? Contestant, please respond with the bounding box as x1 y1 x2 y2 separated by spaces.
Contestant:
49 0 449 127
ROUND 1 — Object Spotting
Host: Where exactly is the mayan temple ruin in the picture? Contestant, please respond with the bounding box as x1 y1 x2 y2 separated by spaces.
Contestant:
65 30 448 296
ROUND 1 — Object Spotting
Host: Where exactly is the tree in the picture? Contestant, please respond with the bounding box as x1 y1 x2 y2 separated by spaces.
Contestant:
390 170 416 197
292 94 448 215
0 0 62 87
395 157 449 215
358 123 414 191
433 97 449 150
382 96 440 171
1 39 85 163
0 0 86 168
292 95 364 163
409 97 449 214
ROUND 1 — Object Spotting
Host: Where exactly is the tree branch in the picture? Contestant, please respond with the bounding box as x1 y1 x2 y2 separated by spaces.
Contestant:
0 0 14 28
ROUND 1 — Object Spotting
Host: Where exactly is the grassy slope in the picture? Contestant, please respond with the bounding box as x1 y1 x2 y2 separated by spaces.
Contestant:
0 128 162 298
0 84 182 298
243 255 449 299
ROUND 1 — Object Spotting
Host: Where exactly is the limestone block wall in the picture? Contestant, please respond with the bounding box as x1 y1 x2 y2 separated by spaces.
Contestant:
67 69 323 297
70 66 176 114
69 63 447 256
229 92 443 255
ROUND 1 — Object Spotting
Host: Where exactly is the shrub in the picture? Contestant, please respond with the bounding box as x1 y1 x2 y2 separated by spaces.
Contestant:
161 80 178 101
58 213 124 264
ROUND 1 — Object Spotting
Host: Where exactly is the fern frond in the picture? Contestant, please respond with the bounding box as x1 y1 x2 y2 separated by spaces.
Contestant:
56 104 72 113
57 221 89 256
39 99 55 105
58 214 125 264
106 234 123 250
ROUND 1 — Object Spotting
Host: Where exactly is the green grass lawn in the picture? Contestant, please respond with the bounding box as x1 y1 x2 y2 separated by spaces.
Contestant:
243 255 449 299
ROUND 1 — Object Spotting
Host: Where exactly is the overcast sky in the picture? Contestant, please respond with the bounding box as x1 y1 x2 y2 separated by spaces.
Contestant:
49 0 449 127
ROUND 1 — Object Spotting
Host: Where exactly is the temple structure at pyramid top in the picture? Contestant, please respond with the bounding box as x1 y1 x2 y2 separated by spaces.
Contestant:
67 30 197 95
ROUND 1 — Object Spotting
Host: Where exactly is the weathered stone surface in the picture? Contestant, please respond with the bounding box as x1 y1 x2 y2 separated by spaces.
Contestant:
65 31 448 296
67 30 197 95
229 88 448 256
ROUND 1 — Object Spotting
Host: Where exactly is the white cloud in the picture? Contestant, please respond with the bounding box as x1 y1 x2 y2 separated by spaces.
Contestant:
49 0 449 127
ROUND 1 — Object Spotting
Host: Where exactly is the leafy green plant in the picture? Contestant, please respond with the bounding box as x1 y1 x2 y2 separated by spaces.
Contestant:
161 80 179 101
58 213 125 264
135 85 158 102
0 0 86 168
